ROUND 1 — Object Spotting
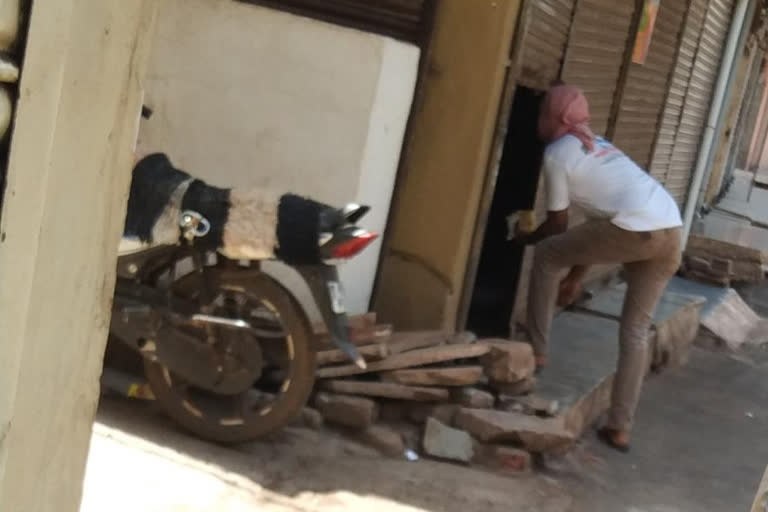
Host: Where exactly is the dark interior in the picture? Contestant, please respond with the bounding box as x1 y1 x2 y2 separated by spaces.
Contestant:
466 86 545 338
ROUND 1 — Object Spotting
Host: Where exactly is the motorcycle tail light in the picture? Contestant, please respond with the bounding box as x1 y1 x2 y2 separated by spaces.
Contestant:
332 232 378 259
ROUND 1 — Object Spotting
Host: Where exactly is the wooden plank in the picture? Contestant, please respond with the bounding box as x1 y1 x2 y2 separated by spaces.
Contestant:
0 1 158 510
320 380 451 402
316 343 491 379
316 343 389 367
381 366 485 387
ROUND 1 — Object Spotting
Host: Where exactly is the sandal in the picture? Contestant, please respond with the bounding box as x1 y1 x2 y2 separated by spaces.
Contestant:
597 427 630 453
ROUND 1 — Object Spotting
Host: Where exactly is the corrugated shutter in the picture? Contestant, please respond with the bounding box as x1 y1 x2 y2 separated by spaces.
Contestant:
239 0 434 44
649 0 706 185
516 0 576 90
561 0 638 136
612 0 688 169
653 0 734 205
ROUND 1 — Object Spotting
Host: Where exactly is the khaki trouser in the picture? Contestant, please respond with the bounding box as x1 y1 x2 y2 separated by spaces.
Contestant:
527 220 681 431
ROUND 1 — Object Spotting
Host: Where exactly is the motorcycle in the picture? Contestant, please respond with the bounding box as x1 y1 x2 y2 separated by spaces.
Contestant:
106 153 376 443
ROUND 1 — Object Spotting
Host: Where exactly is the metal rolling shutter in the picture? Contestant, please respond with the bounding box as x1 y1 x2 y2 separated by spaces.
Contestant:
662 0 734 205
239 0 435 44
516 0 576 90
612 0 688 169
561 0 638 136
649 0 707 185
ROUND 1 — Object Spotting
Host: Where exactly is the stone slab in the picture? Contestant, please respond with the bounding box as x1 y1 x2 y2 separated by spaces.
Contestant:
316 343 389 367
314 392 378 429
320 380 450 402
381 366 484 387
534 312 619 420
667 277 768 350
577 283 705 370
454 408 575 454
316 343 490 379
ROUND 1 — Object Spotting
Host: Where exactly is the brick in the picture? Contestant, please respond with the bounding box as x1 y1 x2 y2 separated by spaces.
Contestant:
474 445 532 474
423 417 474 463
454 408 575 454
314 392 378 429
480 340 535 384
452 387 495 409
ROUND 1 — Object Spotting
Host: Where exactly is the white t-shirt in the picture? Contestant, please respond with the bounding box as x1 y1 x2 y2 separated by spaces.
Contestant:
544 134 682 232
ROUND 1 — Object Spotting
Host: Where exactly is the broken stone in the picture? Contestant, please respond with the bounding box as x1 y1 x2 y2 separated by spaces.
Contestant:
300 407 324 430
451 387 495 409
317 343 491 379
381 366 484 387
314 392 378 429
454 408 575 454
480 340 535 384
408 403 460 425
358 425 405 457
499 395 559 417
423 417 474 463
493 377 536 397
320 380 450 402
473 445 532 474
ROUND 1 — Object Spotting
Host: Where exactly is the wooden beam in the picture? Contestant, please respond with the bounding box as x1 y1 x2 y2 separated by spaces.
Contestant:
0 1 157 510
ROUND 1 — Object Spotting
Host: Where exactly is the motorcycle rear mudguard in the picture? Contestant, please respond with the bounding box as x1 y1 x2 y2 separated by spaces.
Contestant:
296 265 366 369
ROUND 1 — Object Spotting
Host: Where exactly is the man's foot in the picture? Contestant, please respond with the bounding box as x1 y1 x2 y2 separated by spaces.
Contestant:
597 427 630 453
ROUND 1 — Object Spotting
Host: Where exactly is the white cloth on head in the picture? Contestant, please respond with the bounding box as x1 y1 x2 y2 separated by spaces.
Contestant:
543 134 682 232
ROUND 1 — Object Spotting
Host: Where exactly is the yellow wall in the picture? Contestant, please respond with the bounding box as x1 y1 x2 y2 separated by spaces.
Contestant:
374 0 522 330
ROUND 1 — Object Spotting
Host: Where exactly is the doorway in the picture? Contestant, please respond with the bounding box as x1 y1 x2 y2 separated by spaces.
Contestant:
466 86 545 338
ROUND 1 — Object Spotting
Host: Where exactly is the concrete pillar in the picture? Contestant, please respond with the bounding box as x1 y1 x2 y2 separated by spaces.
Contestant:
0 1 157 510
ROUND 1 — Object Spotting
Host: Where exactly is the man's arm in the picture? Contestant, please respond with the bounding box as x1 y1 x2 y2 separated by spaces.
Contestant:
516 209 569 245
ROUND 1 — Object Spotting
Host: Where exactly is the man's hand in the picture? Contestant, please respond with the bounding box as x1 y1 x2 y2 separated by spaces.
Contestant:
557 274 583 307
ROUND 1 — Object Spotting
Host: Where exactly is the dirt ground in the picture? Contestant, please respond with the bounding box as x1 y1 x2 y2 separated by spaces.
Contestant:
81 397 572 512
81 346 768 512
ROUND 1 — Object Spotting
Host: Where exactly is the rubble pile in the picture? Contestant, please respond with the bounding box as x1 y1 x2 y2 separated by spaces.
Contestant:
302 313 576 473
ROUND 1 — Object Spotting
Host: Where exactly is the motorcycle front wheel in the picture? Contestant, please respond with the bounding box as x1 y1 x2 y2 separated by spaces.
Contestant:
144 267 316 443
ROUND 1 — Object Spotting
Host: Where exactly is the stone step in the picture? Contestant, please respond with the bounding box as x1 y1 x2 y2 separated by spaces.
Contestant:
576 281 705 370
533 311 619 440
529 284 706 443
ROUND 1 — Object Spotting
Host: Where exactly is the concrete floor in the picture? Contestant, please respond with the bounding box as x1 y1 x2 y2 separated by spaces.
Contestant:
82 347 768 512
553 347 768 512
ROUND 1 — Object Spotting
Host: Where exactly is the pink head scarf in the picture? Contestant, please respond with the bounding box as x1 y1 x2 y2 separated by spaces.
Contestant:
538 85 596 152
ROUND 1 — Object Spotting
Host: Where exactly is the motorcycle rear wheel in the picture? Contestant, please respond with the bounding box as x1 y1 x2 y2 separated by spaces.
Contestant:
144 267 316 443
